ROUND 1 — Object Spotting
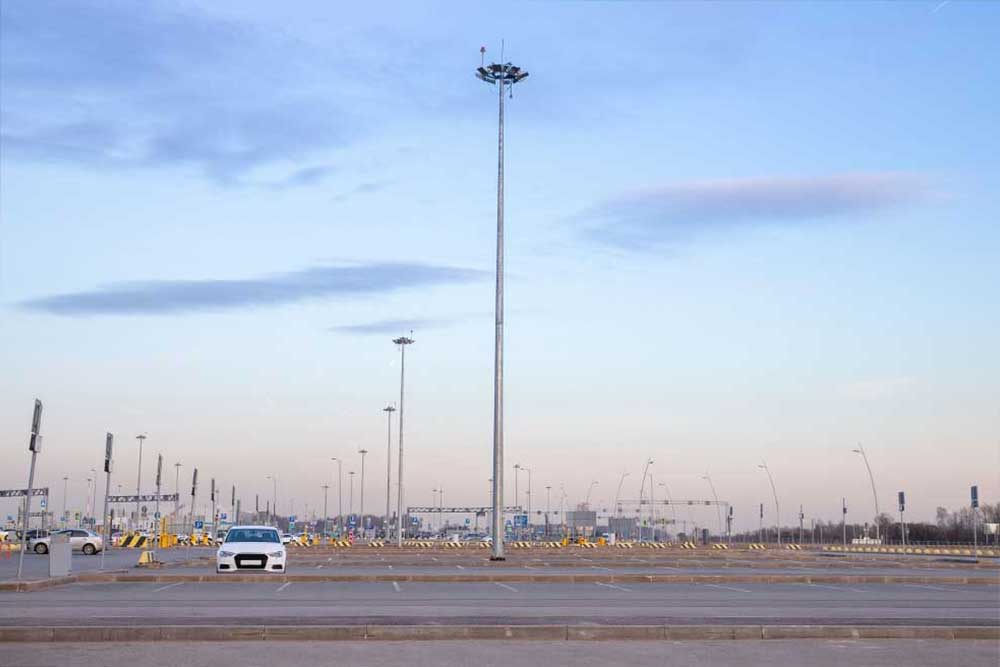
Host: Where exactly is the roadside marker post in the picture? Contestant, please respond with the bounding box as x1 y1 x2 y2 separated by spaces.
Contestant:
16 399 43 580
971 485 979 557
100 433 114 570
153 454 163 560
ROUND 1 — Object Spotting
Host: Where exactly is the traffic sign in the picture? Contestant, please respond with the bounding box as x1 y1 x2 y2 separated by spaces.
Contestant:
40 499 47 509
289 515 297 522
514 514 528 527
154 512 161 519
194 520 204 530
220 513 227 520
411 516 419 525
464 518 470 525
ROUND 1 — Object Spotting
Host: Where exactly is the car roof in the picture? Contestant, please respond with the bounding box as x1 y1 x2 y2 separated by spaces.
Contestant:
228 525 279 531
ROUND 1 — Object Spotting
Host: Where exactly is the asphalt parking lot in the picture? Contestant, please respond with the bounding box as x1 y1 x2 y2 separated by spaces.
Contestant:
1 580 996 627
2 640 997 667
0 547 215 582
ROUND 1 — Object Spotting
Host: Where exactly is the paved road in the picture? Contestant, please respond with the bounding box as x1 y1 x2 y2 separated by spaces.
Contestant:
0 548 215 581
2 640 997 667
1 580 996 627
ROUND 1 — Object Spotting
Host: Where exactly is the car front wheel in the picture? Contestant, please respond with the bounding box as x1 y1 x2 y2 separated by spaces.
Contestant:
82 543 96 555
34 543 48 555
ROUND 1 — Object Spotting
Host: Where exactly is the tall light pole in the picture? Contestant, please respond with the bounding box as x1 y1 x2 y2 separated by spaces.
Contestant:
702 473 723 540
393 334 414 546
513 463 521 539
638 459 653 541
173 463 182 516
358 448 368 536
266 475 277 526
523 466 532 534
322 485 330 536
477 48 528 561
134 434 146 531
331 457 343 537
658 482 679 535
62 476 69 528
614 472 630 516
348 471 355 517
545 485 552 537
758 462 781 546
383 405 396 539
585 481 599 508
852 444 881 541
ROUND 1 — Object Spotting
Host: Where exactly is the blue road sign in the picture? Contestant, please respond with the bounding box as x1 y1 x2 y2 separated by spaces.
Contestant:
348 515 357 527
154 512 161 519
464 518 470 525
411 516 419 525
289 515 297 522
40 499 47 509
514 514 528 527
220 513 227 520
194 520 204 530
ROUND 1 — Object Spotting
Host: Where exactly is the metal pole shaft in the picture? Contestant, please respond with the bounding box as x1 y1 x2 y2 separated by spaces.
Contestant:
490 69 506 561
100 467 111 569
16 452 39 579
338 461 343 537
62 477 68 528
859 446 880 540
360 452 366 536
397 344 406 546
385 409 393 539
135 436 144 532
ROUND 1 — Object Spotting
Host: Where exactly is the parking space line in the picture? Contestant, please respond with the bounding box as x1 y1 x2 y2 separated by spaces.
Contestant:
153 582 184 593
494 582 518 592
392 581 401 592
806 583 865 593
456 565 465 570
703 583 752 593
594 582 632 592
276 582 292 593
903 583 955 592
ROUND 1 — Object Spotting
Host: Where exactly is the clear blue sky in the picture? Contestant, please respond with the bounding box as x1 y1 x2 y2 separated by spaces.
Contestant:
2 1 997 529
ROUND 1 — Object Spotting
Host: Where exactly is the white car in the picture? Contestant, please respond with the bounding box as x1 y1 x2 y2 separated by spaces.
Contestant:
216 526 286 573
30 529 104 555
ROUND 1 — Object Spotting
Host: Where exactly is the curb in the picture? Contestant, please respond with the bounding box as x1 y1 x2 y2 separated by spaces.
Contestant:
48 572 999 586
0 624 996 642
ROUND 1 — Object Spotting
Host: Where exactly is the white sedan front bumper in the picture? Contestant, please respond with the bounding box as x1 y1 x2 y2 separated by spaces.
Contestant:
216 549 286 573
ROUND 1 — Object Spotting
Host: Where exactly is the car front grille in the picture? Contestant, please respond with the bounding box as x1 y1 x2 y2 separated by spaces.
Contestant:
234 554 269 569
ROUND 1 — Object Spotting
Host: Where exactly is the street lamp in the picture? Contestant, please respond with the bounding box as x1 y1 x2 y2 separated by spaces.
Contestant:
134 434 147 531
477 48 529 562
614 472 630 516
658 482 679 534
852 444 881 541
174 463 183 516
358 448 368 536
61 476 69 528
522 466 532 532
638 459 653 541
393 335 414 546
331 458 343 537
321 484 330 536
349 471 355 517
585 480 599 508
545 485 552 537
702 473 723 540
265 475 277 526
383 404 396 539
758 462 780 546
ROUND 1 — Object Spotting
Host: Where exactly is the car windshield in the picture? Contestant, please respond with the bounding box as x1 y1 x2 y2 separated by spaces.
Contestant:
225 528 280 543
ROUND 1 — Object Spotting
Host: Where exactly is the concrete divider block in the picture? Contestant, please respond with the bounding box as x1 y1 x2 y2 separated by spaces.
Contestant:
264 626 366 641
50 627 108 642
159 626 267 641
666 626 755 640
855 626 954 640
0 627 55 642
364 625 566 641
951 627 1000 640
762 626 859 640
567 626 664 641
102 627 164 642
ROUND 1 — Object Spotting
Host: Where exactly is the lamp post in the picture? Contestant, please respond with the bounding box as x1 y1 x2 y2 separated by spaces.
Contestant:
522 467 532 536
852 444 881 541
322 485 329 536
173 463 182 516
331 458 343 537
658 482 678 536
349 471 355 517
638 459 653 541
61 476 69 528
545 485 552 537
758 462 780 546
477 48 528 561
513 464 521 539
265 476 277 526
134 434 146 532
358 448 368 537
393 335 414 546
585 481 599 509
383 405 396 539
614 472 630 516
702 473 723 540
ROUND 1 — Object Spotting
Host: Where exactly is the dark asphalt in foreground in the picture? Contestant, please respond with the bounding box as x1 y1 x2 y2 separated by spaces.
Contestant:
0 547 215 581
2 640 998 667
1 580 996 627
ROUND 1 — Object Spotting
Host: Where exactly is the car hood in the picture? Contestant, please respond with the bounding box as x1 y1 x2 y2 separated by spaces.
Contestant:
219 542 284 553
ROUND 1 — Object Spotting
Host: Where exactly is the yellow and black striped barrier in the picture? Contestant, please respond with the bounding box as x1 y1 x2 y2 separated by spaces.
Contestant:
823 545 997 557
747 543 767 550
711 543 729 550
616 542 634 549
679 542 698 549
368 540 385 547
786 544 802 550
577 542 598 549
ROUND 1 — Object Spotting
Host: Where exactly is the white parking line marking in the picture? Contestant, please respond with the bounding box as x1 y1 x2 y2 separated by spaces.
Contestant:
806 583 865 593
590 566 612 571
456 565 465 570
494 583 518 592
276 582 292 593
903 583 955 592
703 584 752 593
392 582 401 592
388 565 393 570
315 564 324 569
595 582 632 592
153 582 183 593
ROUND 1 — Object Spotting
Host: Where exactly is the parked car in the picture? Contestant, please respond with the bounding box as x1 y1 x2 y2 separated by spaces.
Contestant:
14 529 50 541
30 529 103 555
217 526 286 573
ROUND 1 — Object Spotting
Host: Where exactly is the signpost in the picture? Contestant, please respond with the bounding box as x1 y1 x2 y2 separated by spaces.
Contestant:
898 491 906 546
210 478 217 544
17 399 43 580
972 485 979 556
188 468 198 559
100 433 114 570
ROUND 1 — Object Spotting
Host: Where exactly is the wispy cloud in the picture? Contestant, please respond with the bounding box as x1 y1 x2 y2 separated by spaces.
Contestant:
19 263 486 316
0 2 364 183
577 173 928 250
333 180 392 202
267 165 337 190
330 317 458 336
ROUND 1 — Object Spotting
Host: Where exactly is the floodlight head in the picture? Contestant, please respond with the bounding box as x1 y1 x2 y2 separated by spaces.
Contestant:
476 61 529 86
393 336 414 345
383 405 396 413
851 449 862 454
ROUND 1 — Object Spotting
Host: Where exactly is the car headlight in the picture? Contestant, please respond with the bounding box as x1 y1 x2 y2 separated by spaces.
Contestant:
268 550 285 558
218 550 235 557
